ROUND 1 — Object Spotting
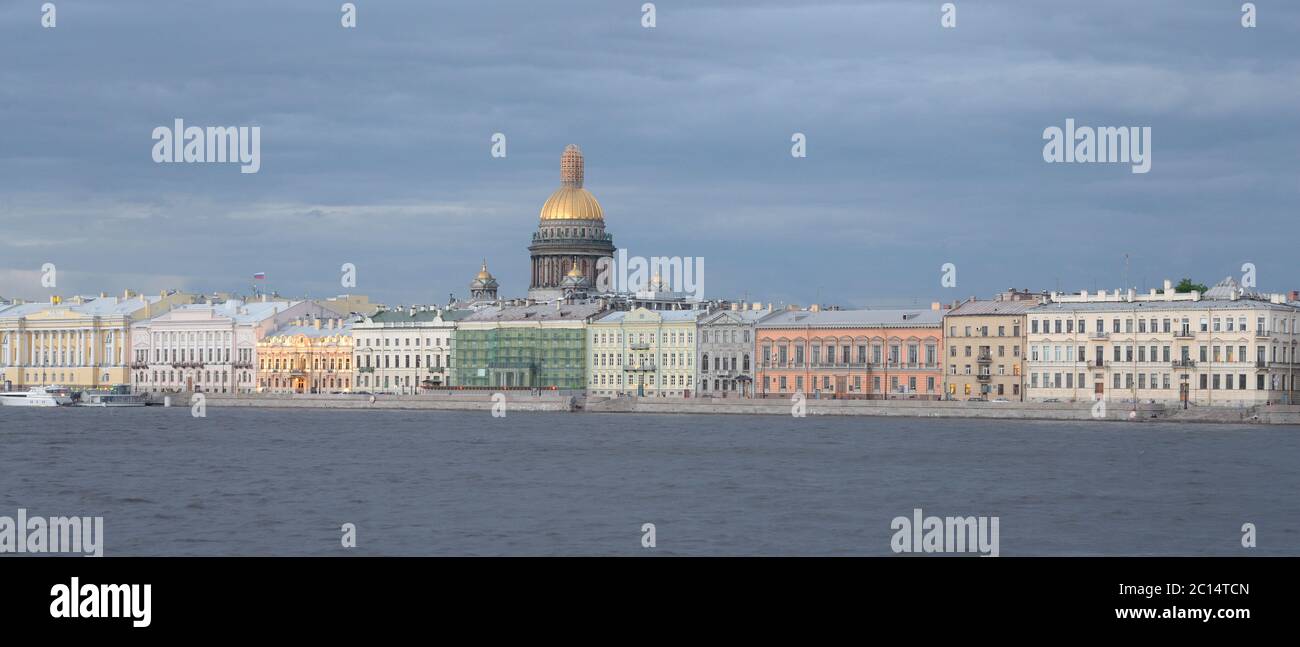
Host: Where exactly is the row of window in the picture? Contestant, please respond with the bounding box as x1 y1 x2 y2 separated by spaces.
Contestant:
1031 314 1295 335
355 354 444 369
590 373 692 387
762 343 938 366
591 331 696 345
950 345 1021 358
1027 344 1295 364
948 324 1022 337
700 329 751 344
356 336 449 348
1030 372 1289 392
766 375 937 393
135 370 252 384
592 352 693 367
259 357 353 370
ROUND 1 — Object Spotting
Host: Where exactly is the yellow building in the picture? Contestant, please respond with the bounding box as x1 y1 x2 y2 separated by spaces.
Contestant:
256 315 355 393
0 291 195 391
943 294 1036 401
588 307 700 397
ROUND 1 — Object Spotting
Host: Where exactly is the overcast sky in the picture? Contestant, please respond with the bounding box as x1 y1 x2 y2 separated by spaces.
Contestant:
2 1 1297 307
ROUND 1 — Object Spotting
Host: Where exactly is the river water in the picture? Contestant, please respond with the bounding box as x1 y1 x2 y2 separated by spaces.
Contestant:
1 407 1296 556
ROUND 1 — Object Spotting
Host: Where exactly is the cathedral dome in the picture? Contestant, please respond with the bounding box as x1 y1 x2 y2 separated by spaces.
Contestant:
539 144 603 221
540 187 603 221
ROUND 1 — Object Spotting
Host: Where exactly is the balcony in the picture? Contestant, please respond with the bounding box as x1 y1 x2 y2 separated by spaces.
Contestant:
976 373 992 382
1255 328 1271 338
1172 360 1196 369
427 366 445 374
356 366 374 373
1256 360 1268 369
1089 331 1109 340
629 343 651 351
232 361 253 370
976 352 992 364
289 369 306 377
1174 330 1196 339
624 363 657 372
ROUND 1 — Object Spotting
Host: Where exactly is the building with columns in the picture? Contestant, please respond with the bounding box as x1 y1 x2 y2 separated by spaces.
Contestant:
527 145 615 301
697 305 776 398
0 291 196 391
1025 278 1300 406
129 299 331 394
256 314 357 394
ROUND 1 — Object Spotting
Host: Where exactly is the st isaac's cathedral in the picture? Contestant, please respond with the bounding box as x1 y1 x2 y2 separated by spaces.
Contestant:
525 144 615 301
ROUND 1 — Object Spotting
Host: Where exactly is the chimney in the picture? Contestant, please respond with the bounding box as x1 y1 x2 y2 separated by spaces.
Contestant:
314 318 321 330
931 301 942 311
1163 279 1173 294
810 304 820 312
1290 290 1299 302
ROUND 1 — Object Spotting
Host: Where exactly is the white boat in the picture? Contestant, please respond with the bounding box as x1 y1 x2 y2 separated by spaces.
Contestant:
77 386 148 407
0 385 75 407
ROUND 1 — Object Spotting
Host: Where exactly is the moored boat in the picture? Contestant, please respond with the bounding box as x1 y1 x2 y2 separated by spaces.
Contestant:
76 385 148 407
0 385 75 407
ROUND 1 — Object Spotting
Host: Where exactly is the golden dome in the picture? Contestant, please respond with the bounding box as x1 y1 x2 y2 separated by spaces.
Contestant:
540 144 603 221
566 265 584 278
540 186 603 221
476 261 494 280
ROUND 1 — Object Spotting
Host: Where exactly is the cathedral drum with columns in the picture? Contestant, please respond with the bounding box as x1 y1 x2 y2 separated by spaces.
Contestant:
527 145 615 301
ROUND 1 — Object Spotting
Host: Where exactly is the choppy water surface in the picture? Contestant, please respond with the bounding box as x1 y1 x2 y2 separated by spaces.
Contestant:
1 407 1296 556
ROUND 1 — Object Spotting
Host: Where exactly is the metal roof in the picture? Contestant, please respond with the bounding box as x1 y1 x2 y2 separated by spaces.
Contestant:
758 308 945 329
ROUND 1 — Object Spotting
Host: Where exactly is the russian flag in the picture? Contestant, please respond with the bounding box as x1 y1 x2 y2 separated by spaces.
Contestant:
252 272 266 280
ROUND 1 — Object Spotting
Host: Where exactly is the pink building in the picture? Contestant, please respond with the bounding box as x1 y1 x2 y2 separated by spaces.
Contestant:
756 307 946 399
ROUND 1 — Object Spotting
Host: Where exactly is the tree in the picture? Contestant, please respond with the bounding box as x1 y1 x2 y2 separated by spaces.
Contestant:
1174 278 1208 293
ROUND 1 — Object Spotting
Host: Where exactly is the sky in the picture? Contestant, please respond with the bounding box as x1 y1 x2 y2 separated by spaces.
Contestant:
1 0 1297 308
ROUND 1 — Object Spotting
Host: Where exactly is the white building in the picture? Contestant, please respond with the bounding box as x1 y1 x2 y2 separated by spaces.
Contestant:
130 299 329 394
351 306 471 394
696 305 775 398
1025 278 1300 407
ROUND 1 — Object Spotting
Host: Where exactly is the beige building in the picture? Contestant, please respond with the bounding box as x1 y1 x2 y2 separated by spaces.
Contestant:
943 291 1037 401
256 315 356 394
1025 278 1300 407
0 291 195 391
